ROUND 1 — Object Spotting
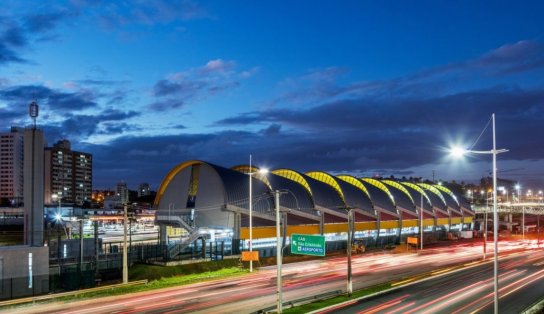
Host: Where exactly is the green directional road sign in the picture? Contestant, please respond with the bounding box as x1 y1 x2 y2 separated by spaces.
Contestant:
291 233 326 256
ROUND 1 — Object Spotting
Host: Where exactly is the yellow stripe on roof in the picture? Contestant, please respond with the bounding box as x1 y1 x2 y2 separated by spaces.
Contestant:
337 175 371 199
382 180 415 204
361 178 395 204
306 171 345 202
272 169 312 196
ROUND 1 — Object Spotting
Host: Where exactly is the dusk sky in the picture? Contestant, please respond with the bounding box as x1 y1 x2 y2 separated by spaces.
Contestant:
1 1 544 191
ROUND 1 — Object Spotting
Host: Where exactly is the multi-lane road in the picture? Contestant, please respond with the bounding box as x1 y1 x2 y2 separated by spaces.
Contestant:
319 249 544 314
4 240 543 314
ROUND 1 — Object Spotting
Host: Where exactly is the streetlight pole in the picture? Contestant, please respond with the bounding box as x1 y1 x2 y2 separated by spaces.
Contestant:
538 213 540 247
483 207 487 260
450 113 507 314
342 207 354 296
274 190 282 314
491 113 500 314
420 193 424 251
123 203 128 284
249 155 253 273
522 206 525 240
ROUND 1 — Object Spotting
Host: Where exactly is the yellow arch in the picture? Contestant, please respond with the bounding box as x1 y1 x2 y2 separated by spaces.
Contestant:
337 175 371 199
361 178 395 204
418 183 447 206
153 160 204 209
306 171 344 202
382 180 415 204
400 182 432 205
231 165 272 190
433 185 460 206
272 169 312 196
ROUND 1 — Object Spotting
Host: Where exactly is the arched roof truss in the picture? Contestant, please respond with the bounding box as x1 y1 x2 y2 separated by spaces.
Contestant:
231 165 272 190
337 175 371 199
272 169 312 197
434 185 460 207
401 182 432 205
306 171 345 202
418 183 447 206
361 178 395 204
154 160 204 209
382 180 415 204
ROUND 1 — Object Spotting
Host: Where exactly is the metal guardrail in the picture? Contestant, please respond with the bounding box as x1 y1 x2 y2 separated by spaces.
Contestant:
0 279 148 308
521 296 544 314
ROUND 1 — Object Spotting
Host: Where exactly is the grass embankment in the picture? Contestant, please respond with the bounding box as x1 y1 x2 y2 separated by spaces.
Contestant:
283 283 391 314
55 259 248 302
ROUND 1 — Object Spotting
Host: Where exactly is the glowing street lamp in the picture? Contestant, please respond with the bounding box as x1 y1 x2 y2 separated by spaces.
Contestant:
449 113 508 314
248 155 269 273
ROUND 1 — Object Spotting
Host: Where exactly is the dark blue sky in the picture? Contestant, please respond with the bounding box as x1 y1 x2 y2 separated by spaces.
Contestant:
1 1 544 191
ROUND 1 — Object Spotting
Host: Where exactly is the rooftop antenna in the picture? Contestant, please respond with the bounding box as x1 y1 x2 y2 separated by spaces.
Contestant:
29 100 39 129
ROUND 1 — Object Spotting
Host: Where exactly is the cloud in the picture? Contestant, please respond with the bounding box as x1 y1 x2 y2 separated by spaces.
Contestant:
0 8 73 66
82 0 210 30
59 109 140 138
213 41 544 180
150 59 252 111
0 84 98 110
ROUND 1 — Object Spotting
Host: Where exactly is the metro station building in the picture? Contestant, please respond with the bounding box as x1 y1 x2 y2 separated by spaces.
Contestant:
154 160 473 257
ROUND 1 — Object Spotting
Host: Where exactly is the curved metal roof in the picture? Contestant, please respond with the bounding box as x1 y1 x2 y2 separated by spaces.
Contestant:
266 172 317 216
307 171 374 214
154 160 204 209
207 163 274 214
155 160 473 227
417 183 448 213
274 169 345 213
272 169 312 196
360 178 397 215
382 180 417 214
231 165 272 190
400 182 433 212
337 175 371 198
433 184 462 215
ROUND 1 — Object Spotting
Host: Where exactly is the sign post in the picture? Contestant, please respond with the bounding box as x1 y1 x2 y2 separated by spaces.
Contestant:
291 234 326 256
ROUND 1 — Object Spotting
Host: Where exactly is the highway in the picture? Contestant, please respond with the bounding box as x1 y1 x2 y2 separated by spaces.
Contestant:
318 248 544 314
4 240 542 314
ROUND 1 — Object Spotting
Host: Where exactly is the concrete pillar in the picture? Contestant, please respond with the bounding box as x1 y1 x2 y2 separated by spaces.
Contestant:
232 212 241 254
397 212 402 244
319 212 324 235
159 225 167 245
375 212 381 247
24 128 45 247
432 209 438 237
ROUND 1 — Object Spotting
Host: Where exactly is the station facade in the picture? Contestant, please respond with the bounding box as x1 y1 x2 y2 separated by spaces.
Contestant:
154 160 473 256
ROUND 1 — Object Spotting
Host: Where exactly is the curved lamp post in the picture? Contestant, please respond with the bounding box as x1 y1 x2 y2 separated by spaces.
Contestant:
450 113 508 314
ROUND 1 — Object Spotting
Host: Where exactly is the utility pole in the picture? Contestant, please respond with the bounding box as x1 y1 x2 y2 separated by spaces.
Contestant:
275 190 282 314
123 203 128 283
339 206 354 296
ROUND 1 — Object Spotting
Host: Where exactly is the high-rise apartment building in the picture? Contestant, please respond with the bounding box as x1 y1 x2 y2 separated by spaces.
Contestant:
0 127 25 206
44 140 92 205
116 181 129 204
